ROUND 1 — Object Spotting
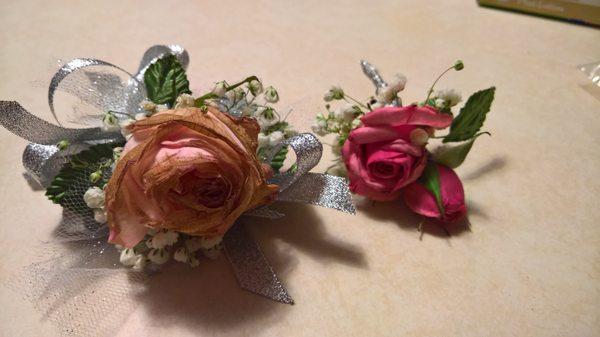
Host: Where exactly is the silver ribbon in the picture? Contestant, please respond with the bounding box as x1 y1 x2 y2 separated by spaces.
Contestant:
361 60 402 107
0 45 355 305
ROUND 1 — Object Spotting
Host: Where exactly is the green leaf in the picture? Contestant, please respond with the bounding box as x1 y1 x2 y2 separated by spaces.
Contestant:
270 146 288 172
420 162 445 216
433 132 490 168
144 54 191 107
45 142 123 214
443 87 495 143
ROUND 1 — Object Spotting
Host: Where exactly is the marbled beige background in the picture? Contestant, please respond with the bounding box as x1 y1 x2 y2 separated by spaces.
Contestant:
0 1 599 336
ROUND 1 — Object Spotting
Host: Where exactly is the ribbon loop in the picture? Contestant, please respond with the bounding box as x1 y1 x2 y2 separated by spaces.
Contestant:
268 133 322 192
134 45 190 83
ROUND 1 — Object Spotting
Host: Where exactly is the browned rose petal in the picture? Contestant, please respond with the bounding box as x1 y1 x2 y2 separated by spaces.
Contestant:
105 107 278 247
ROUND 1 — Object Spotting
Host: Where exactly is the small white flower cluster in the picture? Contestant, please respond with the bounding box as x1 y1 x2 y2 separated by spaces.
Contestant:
312 86 369 176
433 89 462 111
205 79 297 162
372 74 407 109
83 186 107 224
117 229 223 270
103 95 179 140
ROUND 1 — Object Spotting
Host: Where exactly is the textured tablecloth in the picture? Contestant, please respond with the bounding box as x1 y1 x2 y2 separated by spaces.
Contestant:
1 1 599 336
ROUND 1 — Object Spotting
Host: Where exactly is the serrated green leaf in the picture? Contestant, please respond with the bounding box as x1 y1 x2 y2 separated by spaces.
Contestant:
144 54 191 107
433 132 490 168
420 162 444 215
45 142 123 214
270 146 288 172
443 87 495 143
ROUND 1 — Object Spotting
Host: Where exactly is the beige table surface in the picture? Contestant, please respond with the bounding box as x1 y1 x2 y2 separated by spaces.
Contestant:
1 0 599 336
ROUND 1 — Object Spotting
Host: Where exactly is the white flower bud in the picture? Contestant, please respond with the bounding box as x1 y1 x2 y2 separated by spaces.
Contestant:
268 131 284 147
134 113 148 121
101 112 120 132
119 248 138 266
248 80 263 96
256 109 278 131
264 86 279 103
212 81 227 97
112 147 123 162
334 104 359 122
132 255 147 271
173 247 188 263
435 98 446 109
148 230 179 249
175 93 195 109
389 74 407 93
258 133 269 147
324 86 344 102
200 236 223 250
409 128 430 146
311 119 328 136
435 89 462 107
233 87 245 101
119 119 135 139
148 248 170 265
157 104 168 111
139 100 157 112
83 187 104 209
93 208 107 223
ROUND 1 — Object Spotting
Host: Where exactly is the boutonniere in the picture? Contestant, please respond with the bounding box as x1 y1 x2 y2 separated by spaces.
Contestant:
313 60 495 233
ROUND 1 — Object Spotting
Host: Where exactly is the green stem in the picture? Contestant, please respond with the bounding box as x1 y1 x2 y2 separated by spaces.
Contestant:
423 65 455 104
344 94 369 110
194 76 259 107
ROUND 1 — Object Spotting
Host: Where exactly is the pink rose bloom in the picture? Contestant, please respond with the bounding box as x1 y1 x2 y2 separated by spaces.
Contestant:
342 105 452 201
403 164 467 222
105 107 278 248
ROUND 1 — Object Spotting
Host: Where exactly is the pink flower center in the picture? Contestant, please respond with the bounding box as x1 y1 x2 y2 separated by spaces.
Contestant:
178 171 231 208
370 161 400 179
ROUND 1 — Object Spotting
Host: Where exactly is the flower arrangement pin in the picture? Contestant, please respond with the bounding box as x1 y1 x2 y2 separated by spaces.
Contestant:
313 60 495 235
0 45 355 305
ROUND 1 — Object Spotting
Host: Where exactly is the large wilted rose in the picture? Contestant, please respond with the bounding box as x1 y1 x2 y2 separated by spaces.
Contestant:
105 107 278 247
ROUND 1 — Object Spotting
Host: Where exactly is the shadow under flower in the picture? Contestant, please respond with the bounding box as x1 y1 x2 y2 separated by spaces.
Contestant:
358 156 509 240
132 202 365 334
463 156 507 181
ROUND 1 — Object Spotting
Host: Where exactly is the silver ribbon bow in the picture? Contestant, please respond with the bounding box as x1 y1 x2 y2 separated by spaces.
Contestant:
0 45 355 304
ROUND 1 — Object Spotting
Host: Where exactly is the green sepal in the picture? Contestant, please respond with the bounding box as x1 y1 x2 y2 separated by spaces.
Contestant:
419 162 445 216
144 54 191 107
433 132 490 168
443 87 495 143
